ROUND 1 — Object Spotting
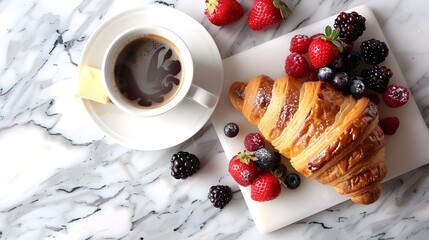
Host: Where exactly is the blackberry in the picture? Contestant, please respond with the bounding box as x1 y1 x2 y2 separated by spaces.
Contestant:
334 11 366 43
208 185 232 209
170 151 200 179
361 66 393 93
360 38 389 65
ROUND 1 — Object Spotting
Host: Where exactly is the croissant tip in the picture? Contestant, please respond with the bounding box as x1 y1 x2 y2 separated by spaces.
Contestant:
229 81 247 111
350 184 382 205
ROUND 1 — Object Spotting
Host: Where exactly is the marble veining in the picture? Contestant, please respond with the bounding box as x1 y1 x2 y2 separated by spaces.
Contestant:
0 0 428 239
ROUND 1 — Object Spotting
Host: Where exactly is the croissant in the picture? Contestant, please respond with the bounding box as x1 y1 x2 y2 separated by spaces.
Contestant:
229 75 387 205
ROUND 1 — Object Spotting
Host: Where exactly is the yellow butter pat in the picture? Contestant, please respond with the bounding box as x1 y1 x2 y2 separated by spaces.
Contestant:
76 66 109 104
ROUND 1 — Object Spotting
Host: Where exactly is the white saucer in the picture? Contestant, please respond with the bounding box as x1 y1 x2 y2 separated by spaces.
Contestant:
78 5 223 151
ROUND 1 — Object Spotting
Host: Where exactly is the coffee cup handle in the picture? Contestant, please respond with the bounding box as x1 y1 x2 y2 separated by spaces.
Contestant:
186 84 217 109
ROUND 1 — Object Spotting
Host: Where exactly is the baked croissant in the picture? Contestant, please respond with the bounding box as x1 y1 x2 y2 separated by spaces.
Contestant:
229 75 387 204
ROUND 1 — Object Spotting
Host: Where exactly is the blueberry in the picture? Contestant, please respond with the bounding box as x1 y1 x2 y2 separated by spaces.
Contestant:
317 67 335 82
254 147 280 171
350 76 366 99
285 173 301 189
332 72 349 90
223 122 239 138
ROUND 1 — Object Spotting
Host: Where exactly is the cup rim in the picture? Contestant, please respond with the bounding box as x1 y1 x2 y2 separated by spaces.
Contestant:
102 25 194 117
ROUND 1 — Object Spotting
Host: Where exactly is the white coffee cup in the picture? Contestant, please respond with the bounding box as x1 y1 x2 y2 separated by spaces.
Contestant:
102 25 217 117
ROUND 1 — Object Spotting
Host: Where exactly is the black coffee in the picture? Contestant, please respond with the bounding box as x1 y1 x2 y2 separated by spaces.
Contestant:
114 34 183 108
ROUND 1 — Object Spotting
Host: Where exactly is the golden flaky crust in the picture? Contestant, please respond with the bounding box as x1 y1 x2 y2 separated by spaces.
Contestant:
229 75 387 205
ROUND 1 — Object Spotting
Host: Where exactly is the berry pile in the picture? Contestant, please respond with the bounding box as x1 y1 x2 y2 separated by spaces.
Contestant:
283 10 411 136
226 129 302 202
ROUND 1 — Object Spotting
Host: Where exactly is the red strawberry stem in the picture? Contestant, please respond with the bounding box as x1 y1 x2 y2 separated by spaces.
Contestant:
314 25 344 53
273 0 292 19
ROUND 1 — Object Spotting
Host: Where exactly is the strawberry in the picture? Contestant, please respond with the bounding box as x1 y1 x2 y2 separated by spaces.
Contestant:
248 0 292 31
205 0 244 26
251 172 281 202
308 26 343 69
228 152 258 187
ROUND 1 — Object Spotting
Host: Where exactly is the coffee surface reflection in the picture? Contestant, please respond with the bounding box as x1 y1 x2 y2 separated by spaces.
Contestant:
114 35 183 108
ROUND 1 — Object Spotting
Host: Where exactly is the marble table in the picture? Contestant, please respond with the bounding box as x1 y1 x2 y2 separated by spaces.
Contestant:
0 0 428 239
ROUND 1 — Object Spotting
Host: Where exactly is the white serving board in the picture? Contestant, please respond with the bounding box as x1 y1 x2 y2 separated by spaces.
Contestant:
211 5 429 233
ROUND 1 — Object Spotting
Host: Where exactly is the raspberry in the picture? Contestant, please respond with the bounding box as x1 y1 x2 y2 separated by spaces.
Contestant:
170 151 200 179
244 132 265 151
208 185 233 209
360 38 389 65
334 11 366 43
362 66 393 93
379 117 400 135
382 84 410 108
290 34 311 54
285 52 310 78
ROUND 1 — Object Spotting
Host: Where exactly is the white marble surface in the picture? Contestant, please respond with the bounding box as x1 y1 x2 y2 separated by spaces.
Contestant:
0 0 428 239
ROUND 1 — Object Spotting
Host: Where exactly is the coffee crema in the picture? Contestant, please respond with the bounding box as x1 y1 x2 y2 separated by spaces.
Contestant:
113 34 183 108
